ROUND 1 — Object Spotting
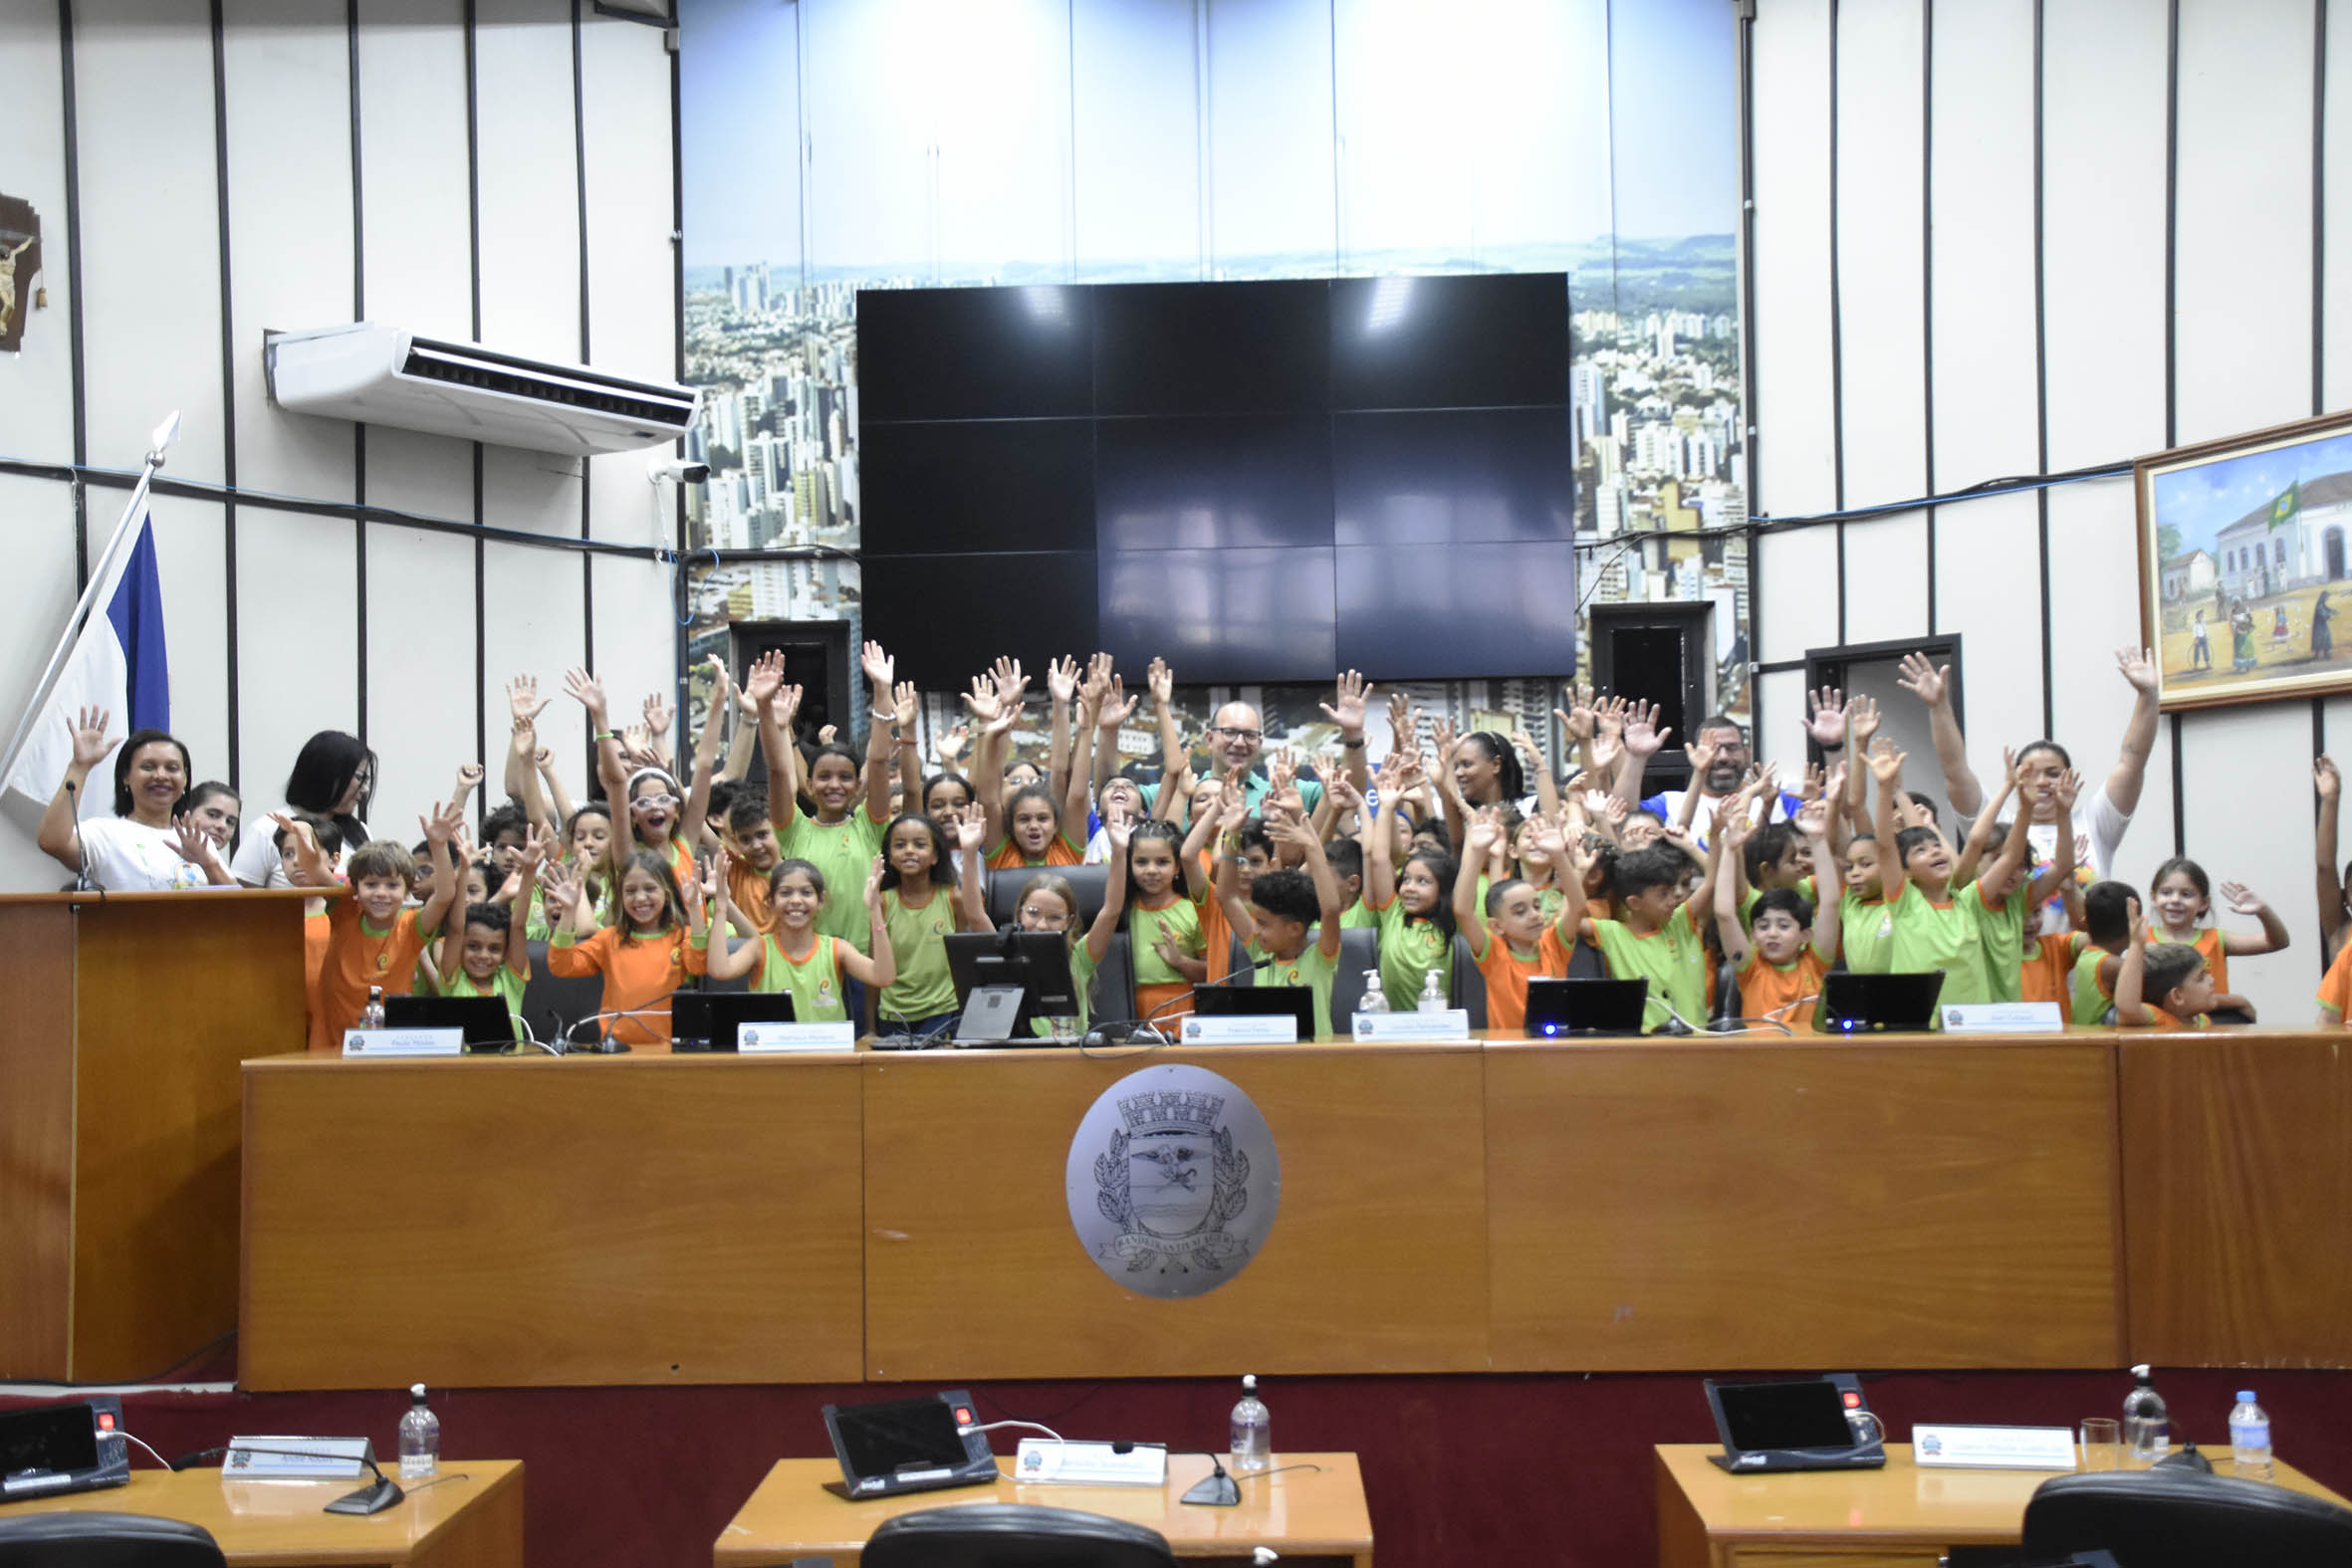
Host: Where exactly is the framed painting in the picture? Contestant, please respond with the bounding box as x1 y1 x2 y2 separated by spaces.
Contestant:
2138 409 2352 711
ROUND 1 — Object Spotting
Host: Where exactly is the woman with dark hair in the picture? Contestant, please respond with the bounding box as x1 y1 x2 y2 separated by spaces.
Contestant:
231 729 375 887
35 707 230 888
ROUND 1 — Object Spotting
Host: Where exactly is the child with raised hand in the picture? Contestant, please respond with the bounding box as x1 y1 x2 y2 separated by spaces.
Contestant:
961 805 1133 1038
1457 810 1575 1032
2115 904 2220 1028
1223 813 1347 1036
873 809 967 1038
704 848 893 1021
756 643 895 955
1362 753 1461 1010
2069 881 2138 1025
542 847 708 1046
1558 806 1720 1034
2318 756 2351 964
564 667 705 893
529 802 615 941
1867 740 2033 1010
1946 759 2080 1004
436 824 545 1043
273 811 345 1049
1125 818 1210 1021
2146 856 2286 1015
1716 801 1840 1029
289 797 466 1047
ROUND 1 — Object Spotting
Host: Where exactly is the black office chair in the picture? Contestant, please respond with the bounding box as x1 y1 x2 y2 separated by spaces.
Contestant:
519 939 603 1043
2021 1467 2352 1567
0 1511 226 1568
862 1503 1176 1568
984 862 1115 930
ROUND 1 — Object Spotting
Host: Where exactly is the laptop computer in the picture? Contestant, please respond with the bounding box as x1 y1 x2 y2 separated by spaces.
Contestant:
1813 971 1945 1033
671 991 796 1051
1192 984 1315 1040
1524 978 1649 1036
383 994 517 1052
1704 1374 1886 1473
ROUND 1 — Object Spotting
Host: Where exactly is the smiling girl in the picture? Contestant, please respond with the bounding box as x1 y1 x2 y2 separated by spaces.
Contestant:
754 643 898 956
543 848 709 1046
703 849 894 1021
38 708 232 889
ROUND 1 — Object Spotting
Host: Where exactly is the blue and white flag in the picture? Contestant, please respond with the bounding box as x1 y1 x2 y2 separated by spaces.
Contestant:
2 513 171 807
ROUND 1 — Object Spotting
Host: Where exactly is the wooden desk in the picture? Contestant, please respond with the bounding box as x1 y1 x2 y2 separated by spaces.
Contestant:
1654 1443 2349 1568
714 1454 1371 1567
0 1459 521 1566
0 888 312 1381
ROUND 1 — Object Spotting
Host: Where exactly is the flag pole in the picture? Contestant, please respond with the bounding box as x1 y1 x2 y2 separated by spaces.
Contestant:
0 411 182 789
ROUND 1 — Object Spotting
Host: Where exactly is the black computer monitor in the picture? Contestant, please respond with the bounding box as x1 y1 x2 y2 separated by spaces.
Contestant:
1191 984 1314 1040
383 994 517 1052
942 932 1080 1041
1524 978 1649 1037
671 990 797 1052
1814 971 1946 1033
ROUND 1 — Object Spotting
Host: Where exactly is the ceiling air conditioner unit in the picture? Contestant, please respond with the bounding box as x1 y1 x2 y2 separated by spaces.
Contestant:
265 324 699 458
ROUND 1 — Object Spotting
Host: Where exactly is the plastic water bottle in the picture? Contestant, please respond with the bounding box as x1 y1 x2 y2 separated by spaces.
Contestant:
359 987 386 1030
1355 975 1389 1013
1229 1374 1271 1473
2123 1364 2170 1463
397 1383 439 1478
1416 970 1447 1012
2230 1390 2273 1481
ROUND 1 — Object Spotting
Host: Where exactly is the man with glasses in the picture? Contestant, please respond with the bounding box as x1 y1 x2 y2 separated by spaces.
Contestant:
1145 674 1374 816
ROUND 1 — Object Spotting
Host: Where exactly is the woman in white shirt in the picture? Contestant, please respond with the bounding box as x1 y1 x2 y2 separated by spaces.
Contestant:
35 708 232 890
229 729 375 888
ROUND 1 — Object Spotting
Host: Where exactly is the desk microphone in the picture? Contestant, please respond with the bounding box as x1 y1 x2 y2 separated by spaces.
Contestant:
64 779 94 895
1179 1451 1241 1507
572 1007 665 1053
167 1445 404 1516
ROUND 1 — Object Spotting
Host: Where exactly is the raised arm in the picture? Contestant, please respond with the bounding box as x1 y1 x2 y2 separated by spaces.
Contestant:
2219 880 2290 957
858 641 897 822
1364 760 1404 908
2113 897 2154 1025
566 666 632 835
35 707 120 873
1713 815 1752 972
891 680 923 818
1083 812 1132 964
1793 797 1841 963
1456 814 1501 956
2105 647 2163 816
700 849 760 982
1974 761 2039 906
2318 756 2346 955
1869 739 1910 903
1896 653 1986 820
2027 770 2081 906
416 797 466 943
1083 672 1137 841
1612 700 1673 809
681 656 729 848
835 857 898 991
1683 809 1729 928
1319 669 1375 803
950 808 993 933
1211 784 1256 945
716 664 759 784
743 652 799 828
1950 752 2016 888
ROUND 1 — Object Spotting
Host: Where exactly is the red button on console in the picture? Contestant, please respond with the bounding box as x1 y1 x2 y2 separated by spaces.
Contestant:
1842 1391 1861 1408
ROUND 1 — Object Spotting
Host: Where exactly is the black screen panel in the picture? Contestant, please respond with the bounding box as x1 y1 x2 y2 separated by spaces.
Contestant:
1334 541 1576 677
1100 547 1335 684
1093 280 1330 415
859 419 1094 557
1096 414 1334 552
1329 273 1569 409
857 285 1093 422
1332 407 1575 547
862 553 1101 686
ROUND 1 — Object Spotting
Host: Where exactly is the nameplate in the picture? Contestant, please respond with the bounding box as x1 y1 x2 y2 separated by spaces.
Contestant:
739 1021 857 1052
1353 1009 1472 1042
1912 1424 2078 1470
1014 1438 1168 1486
223 1437 372 1478
1939 1003 2064 1034
342 1027 463 1057
1181 1015 1299 1044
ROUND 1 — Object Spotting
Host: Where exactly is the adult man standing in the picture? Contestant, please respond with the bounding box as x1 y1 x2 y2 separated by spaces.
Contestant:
1143 672 1374 814
1624 697 1841 845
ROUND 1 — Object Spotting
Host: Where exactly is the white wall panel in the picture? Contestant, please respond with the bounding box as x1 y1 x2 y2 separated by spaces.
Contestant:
1755 523 1840 664
1205 0 1335 272
73 2 226 482
1839 510 1929 647
357 0 472 339
0 9 75 466
224 0 357 499
233 506 359 797
1932 491 2045 769
583 12 677 384
1072 0 1199 279
1927 0 2038 483
1750 0 1837 515
1832 0 1926 508
2174 0 2314 447
2040 0 2167 470
476 0 582 363
362 525 483 837
2175 697 2321 1023
0 478 80 888
481 536 587 811
1754 667 1805 768
2328 0 2352 413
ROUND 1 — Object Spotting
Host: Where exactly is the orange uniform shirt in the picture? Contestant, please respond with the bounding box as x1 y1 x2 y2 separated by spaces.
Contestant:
303 909 332 1051
2319 939 2352 1017
987 835 1082 871
728 857 777 935
318 899 436 1045
1474 927 1573 1033
2019 931 2077 1007
2192 926 2231 995
1734 947 1828 1029
2146 1005 2210 1029
546 925 707 1044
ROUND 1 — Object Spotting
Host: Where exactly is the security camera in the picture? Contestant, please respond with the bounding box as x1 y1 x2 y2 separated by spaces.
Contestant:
648 456 710 485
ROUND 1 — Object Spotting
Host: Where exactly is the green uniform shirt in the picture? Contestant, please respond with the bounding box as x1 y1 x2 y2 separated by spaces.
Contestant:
1130 893 1207 987
755 932 849 1022
1339 898 1378 930
1371 895 1452 1010
877 885 958 1022
2070 945 2116 1025
1588 902 1707 1031
779 806 887 952
438 963 525 1039
1031 940 1099 1037
1841 894 1894 973
1251 936 1341 1038
1886 880 1995 1010
1974 884 2030 1005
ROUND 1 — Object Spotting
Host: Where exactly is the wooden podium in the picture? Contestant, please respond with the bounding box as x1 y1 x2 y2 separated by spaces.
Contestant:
0 888 312 1382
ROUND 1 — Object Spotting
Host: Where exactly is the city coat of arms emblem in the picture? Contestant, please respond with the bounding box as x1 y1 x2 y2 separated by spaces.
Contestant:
1065 1064 1280 1299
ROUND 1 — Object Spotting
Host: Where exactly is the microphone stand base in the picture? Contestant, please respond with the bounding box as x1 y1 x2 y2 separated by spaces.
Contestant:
326 1476 405 1515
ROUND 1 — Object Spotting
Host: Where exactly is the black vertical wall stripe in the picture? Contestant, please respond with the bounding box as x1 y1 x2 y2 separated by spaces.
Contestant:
349 0 367 740
59 0 89 590
2031 0 2054 739
210 0 240 789
2163 0 2179 450
1826 0 1847 645
1920 0 1936 634
2169 711 2185 855
2316 0 2329 419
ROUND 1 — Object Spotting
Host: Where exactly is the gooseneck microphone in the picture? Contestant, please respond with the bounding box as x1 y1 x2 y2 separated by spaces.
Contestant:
168 1445 405 1515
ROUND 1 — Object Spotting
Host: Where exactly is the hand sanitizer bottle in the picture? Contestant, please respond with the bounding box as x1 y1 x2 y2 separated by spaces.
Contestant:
1417 970 1448 1012
1356 975 1389 1013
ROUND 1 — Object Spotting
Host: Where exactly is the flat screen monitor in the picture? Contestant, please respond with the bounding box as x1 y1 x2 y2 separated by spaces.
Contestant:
671 990 797 1051
861 554 1102 686
1192 983 1314 1040
858 418 1095 558
857 287 1094 422
1327 272 1569 409
1093 279 1330 416
383 995 516 1051
943 931 1081 1030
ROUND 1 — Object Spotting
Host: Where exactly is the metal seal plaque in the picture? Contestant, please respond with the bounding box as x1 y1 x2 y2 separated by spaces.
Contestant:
1065 1064 1281 1298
